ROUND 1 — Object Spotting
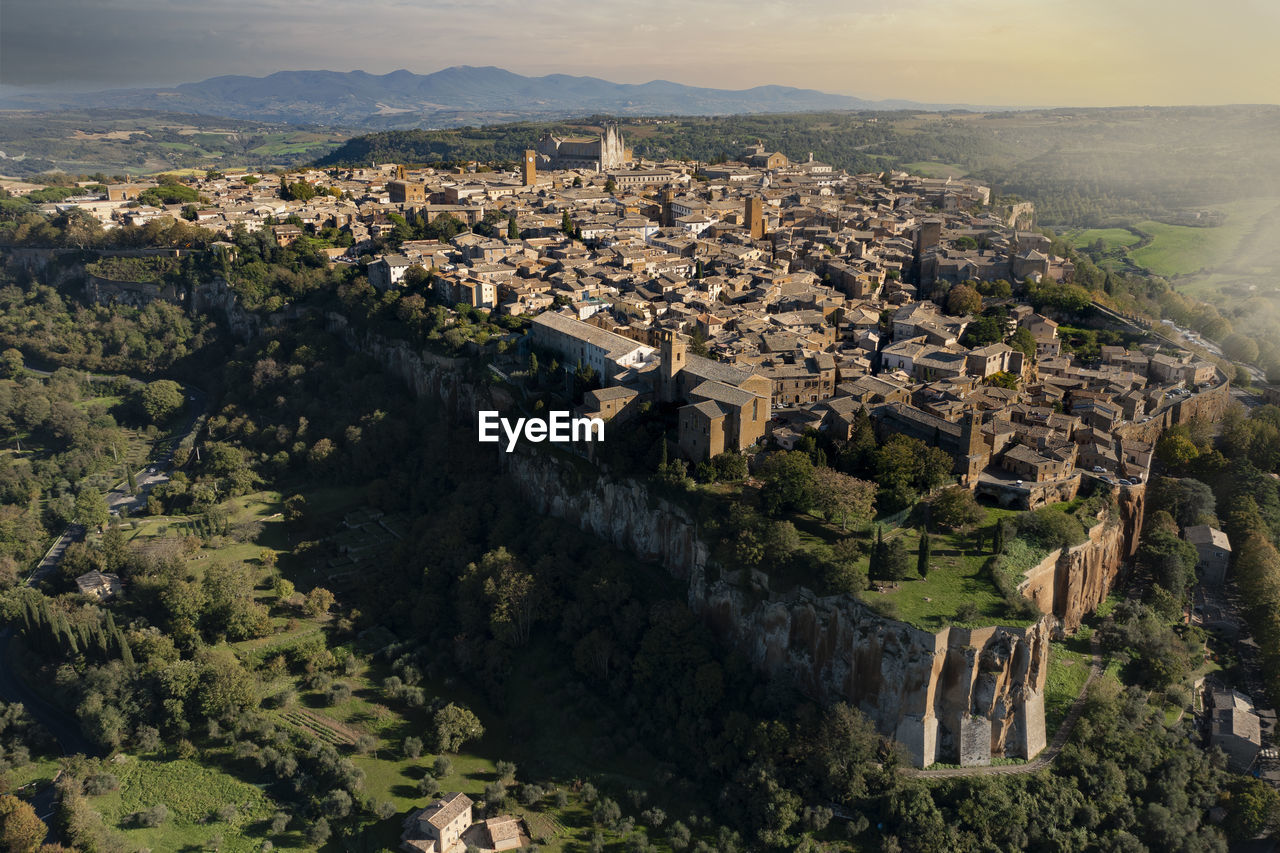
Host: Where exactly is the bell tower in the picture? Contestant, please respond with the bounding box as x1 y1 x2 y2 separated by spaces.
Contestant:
659 330 687 402
522 149 537 187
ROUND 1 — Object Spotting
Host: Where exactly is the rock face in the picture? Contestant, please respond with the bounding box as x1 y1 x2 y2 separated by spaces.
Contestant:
502 452 709 578
1019 486 1145 633
329 326 1144 768
695 581 1050 767
499 451 1050 767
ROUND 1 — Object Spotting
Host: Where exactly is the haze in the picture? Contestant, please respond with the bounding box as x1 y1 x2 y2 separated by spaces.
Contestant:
2 0 1277 106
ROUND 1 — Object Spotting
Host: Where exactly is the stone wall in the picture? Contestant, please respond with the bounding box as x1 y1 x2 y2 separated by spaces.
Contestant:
1115 378 1233 445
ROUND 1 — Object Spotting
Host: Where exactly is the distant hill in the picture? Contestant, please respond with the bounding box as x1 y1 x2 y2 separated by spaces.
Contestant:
0 66 995 129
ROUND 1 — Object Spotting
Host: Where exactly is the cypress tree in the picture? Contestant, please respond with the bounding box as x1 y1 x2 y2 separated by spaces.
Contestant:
118 631 134 667
75 621 92 656
917 529 932 578
870 525 884 580
20 596 37 637
993 520 1006 555
95 622 111 662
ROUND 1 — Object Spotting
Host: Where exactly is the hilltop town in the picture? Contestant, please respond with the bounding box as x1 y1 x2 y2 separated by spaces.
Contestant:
8 112 1280 851
21 125 1229 514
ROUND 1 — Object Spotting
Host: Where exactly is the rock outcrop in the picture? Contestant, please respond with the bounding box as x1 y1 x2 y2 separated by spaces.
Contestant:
330 325 1143 768
499 450 1049 767
1019 486 1144 632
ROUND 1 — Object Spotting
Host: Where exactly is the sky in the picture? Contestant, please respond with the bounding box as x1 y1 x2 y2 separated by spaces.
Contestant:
2 0 1277 106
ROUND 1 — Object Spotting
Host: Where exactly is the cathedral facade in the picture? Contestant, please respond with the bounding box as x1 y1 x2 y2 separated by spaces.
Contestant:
536 123 627 172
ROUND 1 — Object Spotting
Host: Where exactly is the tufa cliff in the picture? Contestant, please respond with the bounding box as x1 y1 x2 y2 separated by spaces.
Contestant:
1019 486 1144 633
503 450 1050 768
328 324 1139 768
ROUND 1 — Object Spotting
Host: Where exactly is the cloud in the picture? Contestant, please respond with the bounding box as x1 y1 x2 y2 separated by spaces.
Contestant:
0 0 1274 105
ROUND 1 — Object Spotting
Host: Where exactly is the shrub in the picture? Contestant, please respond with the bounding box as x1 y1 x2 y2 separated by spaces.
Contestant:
135 804 168 827
1015 508 1087 551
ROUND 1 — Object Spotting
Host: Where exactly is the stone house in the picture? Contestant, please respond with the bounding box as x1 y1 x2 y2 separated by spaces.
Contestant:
401 792 473 853
1208 689 1262 772
1185 524 1231 586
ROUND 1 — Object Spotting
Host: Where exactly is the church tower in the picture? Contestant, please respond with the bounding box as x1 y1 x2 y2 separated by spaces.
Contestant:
659 329 687 403
962 408 984 456
660 187 676 228
522 149 537 186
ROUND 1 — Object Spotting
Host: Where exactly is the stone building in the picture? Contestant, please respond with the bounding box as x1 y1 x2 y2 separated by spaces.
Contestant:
401 793 473 853
1185 524 1231 586
658 331 771 461
536 123 627 172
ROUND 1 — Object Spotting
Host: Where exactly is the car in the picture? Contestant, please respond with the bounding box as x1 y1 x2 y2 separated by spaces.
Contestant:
1092 465 1106 473
1117 479 1133 486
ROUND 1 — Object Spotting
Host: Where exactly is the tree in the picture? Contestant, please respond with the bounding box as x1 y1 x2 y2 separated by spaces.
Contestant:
507 216 519 239
946 283 982 316
930 486 986 530
433 703 484 752
0 794 46 853
306 818 331 847
304 586 335 617
1009 327 1036 360
1155 433 1199 470
917 530 932 578
1222 333 1260 365
74 488 110 531
404 736 423 759
140 379 185 424
0 348 24 379
811 468 876 531
1227 775 1280 838
759 451 816 515
879 539 910 581
874 436 953 511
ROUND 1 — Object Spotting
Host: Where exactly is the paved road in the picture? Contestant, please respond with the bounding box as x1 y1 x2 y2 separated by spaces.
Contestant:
27 524 85 586
906 633 1103 779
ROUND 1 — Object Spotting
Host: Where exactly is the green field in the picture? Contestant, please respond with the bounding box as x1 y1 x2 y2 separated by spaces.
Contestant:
1066 227 1142 251
89 757 310 852
867 507 1030 631
903 160 968 179
1128 197 1280 280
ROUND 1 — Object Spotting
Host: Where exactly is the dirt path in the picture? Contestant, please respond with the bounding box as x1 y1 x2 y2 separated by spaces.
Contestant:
905 633 1102 779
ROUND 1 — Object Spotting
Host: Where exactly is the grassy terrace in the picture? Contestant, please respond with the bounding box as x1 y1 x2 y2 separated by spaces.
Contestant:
866 507 1032 631
1066 227 1143 252
87 757 307 853
687 475 1036 632
1046 627 1094 734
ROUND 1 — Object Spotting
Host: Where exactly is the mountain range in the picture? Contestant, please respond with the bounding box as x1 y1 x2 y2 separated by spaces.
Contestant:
0 66 999 128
